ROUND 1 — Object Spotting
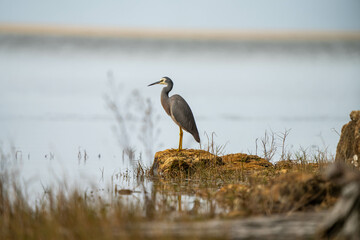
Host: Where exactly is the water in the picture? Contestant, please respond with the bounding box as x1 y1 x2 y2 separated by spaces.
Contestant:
0 33 359 196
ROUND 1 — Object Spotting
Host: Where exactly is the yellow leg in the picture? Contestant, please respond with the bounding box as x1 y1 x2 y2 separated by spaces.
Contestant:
178 195 182 212
178 127 183 151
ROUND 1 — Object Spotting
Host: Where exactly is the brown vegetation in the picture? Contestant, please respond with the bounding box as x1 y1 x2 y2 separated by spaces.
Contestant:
335 110 360 169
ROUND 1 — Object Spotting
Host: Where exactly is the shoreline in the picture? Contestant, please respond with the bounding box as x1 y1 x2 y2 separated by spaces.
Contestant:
1 22 360 41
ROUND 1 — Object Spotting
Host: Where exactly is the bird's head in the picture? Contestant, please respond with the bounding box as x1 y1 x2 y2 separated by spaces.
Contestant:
148 77 172 87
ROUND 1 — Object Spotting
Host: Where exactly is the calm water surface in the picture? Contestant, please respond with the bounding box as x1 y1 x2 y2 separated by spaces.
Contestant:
0 34 359 197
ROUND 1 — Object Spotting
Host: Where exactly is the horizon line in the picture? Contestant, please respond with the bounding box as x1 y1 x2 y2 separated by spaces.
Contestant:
1 22 360 41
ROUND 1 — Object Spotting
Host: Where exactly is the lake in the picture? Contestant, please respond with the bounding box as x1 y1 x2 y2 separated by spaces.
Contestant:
0 32 359 195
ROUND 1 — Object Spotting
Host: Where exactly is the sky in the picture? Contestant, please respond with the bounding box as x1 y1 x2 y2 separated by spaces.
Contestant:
0 0 359 31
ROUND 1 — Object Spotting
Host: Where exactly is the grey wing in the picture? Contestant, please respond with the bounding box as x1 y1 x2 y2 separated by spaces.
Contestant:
170 95 200 143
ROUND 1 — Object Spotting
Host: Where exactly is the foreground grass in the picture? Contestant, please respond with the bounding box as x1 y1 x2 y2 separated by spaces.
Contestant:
1 177 166 240
0 144 339 239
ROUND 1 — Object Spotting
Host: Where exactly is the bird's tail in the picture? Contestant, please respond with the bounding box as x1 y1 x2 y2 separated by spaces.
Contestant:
193 132 200 143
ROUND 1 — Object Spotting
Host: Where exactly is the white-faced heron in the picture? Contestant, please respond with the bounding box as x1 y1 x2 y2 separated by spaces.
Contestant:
148 77 200 151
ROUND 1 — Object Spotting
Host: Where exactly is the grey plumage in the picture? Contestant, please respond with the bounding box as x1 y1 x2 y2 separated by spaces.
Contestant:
148 77 200 150
169 94 200 143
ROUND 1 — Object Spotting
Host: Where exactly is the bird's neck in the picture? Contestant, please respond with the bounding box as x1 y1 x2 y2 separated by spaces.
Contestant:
163 83 173 94
161 85 172 116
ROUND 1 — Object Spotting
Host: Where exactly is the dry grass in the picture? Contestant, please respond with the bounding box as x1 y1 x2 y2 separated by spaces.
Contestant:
103 74 161 165
0 141 338 240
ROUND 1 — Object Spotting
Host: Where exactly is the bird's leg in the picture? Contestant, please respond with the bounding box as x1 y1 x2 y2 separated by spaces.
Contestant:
178 127 183 151
178 195 182 212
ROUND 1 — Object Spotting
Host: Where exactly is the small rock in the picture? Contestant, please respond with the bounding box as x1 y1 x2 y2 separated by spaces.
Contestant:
117 189 134 195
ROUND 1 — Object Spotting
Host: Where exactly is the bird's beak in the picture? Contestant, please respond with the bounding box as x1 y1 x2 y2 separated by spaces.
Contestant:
148 80 161 87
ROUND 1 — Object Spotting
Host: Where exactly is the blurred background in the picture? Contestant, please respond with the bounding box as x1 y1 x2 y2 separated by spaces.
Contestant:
0 1 359 185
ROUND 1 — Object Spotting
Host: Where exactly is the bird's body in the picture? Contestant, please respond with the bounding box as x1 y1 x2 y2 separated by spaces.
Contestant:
148 77 200 150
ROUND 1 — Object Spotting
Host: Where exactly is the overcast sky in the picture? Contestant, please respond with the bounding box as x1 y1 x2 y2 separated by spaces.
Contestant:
0 0 359 31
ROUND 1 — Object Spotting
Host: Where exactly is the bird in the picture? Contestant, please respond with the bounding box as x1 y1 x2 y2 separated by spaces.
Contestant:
148 77 200 151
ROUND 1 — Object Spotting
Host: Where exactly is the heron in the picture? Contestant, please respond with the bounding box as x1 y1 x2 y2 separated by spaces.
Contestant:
148 77 200 151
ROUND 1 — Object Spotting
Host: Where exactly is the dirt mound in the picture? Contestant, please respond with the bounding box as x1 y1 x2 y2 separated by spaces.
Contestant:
150 149 223 176
222 153 273 171
150 150 272 176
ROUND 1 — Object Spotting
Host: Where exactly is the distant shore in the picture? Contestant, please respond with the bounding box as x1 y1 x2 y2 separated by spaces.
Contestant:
1 22 360 41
